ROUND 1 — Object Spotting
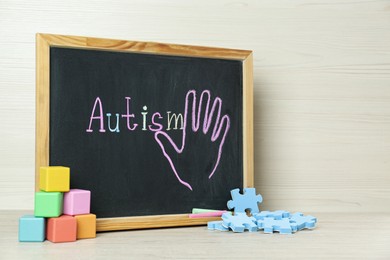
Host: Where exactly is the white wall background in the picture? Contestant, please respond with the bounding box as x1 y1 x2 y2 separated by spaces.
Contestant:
1 0 389 212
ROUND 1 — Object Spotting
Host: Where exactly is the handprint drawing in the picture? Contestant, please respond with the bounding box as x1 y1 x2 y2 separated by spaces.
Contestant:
154 90 231 191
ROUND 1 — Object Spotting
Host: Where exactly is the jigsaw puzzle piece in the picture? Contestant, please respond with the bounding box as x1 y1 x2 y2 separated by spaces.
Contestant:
222 212 257 233
207 221 229 231
253 210 290 220
257 217 295 234
227 188 263 214
289 212 317 231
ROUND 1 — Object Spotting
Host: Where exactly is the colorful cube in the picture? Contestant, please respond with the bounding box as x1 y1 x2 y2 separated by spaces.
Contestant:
40 166 70 192
75 214 96 239
19 215 45 242
34 191 63 217
46 215 77 243
63 189 91 215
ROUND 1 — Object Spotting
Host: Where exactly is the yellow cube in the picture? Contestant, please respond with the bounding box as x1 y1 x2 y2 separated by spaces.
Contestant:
39 166 70 192
75 214 96 239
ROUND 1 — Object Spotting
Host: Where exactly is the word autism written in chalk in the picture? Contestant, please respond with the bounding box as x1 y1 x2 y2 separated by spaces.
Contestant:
86 97 184 133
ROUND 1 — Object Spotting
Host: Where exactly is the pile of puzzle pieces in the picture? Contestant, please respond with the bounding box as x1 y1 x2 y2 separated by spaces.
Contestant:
208 188 317 234
19 166 96 242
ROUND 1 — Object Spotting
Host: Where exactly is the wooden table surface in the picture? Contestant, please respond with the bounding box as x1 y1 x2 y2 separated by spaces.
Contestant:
2 211 389 259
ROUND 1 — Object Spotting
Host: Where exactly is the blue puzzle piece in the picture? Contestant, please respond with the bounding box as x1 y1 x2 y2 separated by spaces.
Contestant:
227 188 263 214
289 212 317 231
254 210 290 220
207 221 229 231
222 212 258 233
257 217 296 234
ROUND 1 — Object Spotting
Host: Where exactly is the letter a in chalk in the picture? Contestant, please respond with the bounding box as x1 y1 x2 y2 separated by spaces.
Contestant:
86 97 106 133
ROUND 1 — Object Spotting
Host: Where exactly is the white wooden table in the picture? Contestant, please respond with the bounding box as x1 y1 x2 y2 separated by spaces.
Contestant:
2 211 390 259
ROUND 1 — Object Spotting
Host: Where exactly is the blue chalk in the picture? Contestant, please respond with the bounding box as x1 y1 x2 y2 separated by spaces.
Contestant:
19 215 45 242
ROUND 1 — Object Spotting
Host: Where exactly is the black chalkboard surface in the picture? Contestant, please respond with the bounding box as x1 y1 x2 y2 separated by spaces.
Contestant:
36 34 253 231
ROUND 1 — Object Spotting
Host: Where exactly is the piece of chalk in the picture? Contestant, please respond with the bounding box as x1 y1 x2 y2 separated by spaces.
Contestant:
189 211 227 218
192 208 222 214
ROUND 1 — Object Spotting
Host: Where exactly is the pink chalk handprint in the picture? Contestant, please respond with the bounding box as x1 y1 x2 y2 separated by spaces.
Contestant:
154 90 231 191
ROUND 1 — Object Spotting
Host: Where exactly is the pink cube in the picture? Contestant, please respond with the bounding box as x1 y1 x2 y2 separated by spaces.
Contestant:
63 189 90 215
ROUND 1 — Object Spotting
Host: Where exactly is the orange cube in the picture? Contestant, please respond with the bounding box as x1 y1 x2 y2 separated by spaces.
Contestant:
75 214 96 239
46 215 76 243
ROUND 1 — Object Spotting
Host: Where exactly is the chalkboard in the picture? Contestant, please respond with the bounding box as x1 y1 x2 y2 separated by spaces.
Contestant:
36 34 253 231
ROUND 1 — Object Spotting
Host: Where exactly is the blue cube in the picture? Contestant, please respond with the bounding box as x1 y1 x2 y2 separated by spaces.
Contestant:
19 215 45 242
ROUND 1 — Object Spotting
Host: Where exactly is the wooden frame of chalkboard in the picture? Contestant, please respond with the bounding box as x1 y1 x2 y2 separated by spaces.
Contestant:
36 33 253 231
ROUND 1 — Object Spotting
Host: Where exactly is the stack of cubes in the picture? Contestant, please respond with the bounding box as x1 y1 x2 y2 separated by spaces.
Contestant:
19 166 96 242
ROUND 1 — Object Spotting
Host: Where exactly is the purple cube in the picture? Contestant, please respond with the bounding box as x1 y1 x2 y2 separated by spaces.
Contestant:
63 189 91 215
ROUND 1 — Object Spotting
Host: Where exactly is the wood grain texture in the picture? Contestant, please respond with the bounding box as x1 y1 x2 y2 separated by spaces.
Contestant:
243 53 254 187
3 210 390 259
37 34 252 60
0 0 390 213
35 34 50 191
96 214 221 232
